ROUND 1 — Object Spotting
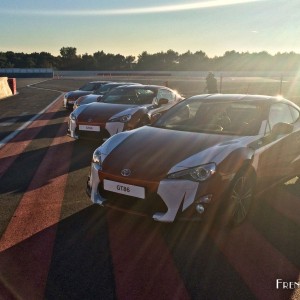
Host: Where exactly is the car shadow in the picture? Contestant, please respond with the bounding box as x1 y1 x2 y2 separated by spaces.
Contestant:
0 110 69 125
0 205 116 300
0 139 100 196
0 202 298 300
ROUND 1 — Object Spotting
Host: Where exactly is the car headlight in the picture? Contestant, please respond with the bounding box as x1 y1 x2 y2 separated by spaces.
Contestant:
167 163 216 182
92 148 102 167
109 114 132 123
70 112 77 121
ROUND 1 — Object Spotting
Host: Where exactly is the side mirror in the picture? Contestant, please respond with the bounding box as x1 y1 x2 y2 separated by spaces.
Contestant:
271 122 293 136
151 112 162 123
157 98 169 106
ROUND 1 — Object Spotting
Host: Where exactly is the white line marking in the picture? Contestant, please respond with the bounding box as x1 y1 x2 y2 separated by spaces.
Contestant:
27 80 64 93
0 92 63 150
26 79 50 86
0 118 19 127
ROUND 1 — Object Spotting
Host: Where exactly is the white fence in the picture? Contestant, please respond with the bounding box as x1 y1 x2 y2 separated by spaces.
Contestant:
54 70 300 78
0 68 54 78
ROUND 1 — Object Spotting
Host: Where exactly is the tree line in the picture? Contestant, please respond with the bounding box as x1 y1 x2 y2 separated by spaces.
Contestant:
0 47 299 72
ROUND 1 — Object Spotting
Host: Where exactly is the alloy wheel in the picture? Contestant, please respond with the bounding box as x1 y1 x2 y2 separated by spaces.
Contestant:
229 174 253 226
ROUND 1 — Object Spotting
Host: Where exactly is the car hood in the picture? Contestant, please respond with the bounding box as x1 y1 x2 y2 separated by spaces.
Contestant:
77 94 99 105
77 102 138 123
102 126 255 180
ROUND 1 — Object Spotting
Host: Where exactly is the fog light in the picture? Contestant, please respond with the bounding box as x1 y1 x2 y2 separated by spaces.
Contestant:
196 204 205 214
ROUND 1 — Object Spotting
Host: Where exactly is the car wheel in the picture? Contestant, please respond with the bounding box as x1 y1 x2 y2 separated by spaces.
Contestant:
227 169 255 227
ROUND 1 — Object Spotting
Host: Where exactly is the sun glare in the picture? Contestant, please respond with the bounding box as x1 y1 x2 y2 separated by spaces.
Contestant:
2 0 266 16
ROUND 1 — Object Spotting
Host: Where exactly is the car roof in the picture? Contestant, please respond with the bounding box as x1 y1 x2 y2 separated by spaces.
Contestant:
188 94 299 109
104 82 139 86
112 84 171 90
89 81 111 84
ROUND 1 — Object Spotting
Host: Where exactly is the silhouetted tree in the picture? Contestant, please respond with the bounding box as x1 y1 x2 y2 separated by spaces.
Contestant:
1 48 300 72
59 47 78 69
79 53 96 70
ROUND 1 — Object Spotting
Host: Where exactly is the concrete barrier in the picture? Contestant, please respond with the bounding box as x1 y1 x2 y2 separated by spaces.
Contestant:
0 77 13 100
7 78 17 95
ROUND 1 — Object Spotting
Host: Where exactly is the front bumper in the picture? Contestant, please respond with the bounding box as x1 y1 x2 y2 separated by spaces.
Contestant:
68 118 79 139
86 163 228 222
64 100 75 110
67 120 126 141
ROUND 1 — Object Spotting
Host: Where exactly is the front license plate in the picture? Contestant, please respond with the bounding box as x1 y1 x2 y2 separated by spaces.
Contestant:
79 125 100 132
68 101 75 104
103 179 145 199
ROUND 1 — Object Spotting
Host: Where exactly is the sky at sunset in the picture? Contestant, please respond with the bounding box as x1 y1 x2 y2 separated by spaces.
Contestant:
1 0 300 57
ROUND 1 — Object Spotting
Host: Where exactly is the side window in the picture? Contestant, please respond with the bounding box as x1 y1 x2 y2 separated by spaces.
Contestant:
289 106 300 122
136 89 155 104
163 101 201 125
157 89 175 102
268 103 293 130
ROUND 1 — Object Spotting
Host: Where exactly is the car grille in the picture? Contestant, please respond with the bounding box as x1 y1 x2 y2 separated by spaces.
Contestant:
75 127 110 141
98 182 167 216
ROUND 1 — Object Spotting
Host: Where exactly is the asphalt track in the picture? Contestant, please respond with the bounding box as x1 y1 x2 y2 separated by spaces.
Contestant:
0 79 299 300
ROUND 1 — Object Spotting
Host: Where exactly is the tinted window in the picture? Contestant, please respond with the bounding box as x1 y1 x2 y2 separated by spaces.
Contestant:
136 89 156 104
94 83 115 94
268 103 293 130
157 89 175 102
289 106 300 122
102 88 156 105
79 82 100 91
155 99 264 135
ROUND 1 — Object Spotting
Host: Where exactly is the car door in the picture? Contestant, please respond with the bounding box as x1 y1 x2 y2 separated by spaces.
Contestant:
255 102 298 189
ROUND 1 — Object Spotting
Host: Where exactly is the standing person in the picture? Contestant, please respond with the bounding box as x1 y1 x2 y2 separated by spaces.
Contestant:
204 72 218 94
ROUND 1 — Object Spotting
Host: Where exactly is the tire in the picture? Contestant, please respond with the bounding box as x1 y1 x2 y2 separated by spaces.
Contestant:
227 169 255 227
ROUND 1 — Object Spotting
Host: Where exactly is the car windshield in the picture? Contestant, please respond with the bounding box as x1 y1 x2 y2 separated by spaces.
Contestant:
102 88 157 105
154 98 264 136
93 84 116 95
81 98 97 105
79 82 98 91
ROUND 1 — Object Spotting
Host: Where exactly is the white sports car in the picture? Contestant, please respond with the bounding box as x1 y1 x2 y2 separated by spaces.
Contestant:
87 94 300 226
